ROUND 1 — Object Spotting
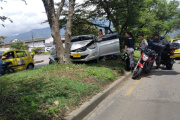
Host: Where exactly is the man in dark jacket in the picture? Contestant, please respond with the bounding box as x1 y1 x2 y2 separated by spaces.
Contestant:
147 35 153 49
153 34 162 69
159 35 169 45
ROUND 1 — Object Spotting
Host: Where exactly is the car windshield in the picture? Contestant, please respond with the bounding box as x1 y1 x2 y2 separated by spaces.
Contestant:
71 36 94 42
172 40 180 44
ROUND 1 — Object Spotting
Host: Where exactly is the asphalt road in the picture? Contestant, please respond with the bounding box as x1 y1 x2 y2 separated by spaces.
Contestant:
34 54 50 68
84 61 180 120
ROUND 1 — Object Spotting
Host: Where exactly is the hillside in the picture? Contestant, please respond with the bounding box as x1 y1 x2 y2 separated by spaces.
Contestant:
3 27 65 42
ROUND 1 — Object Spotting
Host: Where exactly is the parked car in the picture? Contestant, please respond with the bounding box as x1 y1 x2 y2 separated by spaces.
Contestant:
1 50 34 72
49 32 120 63
170 38 180 58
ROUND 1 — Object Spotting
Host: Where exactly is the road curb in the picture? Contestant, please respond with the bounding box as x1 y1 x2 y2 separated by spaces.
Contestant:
64 72 132 120
34 59 44 64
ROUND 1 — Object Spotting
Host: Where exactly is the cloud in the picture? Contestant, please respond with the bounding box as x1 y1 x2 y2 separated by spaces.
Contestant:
0 0 49 36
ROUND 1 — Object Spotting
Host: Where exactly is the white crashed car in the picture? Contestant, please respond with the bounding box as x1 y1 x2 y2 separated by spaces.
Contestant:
49 32 120 63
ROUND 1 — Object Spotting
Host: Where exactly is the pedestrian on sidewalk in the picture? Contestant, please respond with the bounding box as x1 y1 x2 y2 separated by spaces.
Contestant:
124 31 135 71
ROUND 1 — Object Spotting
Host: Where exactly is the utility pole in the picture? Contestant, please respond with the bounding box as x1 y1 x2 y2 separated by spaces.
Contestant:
31 31 34 48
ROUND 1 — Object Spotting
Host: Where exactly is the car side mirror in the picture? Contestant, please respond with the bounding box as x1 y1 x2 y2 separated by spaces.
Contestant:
2 56 6 60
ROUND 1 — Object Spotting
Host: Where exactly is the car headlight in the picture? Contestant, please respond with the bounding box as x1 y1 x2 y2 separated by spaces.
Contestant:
88 44 96 49
77 46 87 52
142 53 149 61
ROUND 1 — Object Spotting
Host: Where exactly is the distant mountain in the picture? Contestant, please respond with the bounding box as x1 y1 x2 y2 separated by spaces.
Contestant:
3 20 110 42
3 27 65 42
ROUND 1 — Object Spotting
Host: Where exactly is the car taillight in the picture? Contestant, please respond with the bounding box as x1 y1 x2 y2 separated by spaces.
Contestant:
170 50 175 54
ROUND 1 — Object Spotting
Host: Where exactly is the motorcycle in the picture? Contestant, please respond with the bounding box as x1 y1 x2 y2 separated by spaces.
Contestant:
1 62 15 75
158 43 179 70
132 48 157 79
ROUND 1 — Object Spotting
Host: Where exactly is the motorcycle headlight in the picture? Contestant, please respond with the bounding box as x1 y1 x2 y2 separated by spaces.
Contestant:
88 44 96 49
142 53 149 61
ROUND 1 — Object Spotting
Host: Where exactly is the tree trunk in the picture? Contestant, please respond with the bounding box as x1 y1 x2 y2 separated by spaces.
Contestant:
65 0 76 64
42 0 74 64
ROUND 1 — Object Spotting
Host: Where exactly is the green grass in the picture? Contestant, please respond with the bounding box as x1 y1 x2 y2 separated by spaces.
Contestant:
0 58 126 120
37 52 50 55
134 50 141 62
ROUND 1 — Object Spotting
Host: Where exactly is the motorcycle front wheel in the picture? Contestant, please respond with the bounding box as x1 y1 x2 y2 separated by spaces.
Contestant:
132 66 143 79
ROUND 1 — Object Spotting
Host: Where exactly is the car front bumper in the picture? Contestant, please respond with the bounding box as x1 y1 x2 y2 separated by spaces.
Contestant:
70 48 98 62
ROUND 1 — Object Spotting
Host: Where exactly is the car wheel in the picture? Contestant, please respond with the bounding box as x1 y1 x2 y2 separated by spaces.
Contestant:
27 64 34 70
49 59 53 64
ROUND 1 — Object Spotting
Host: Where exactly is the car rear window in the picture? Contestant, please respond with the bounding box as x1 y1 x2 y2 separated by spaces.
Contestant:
172 40 180 44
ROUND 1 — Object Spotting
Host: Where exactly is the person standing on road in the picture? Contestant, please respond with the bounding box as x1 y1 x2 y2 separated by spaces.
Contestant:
139 34 148 50
153 34 162 69
124 31 135 71
0 54 2 76
147 35 153 49
159 35 169 46
97 29 103 39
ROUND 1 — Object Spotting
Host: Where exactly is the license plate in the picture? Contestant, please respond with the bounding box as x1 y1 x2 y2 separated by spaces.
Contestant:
170 56 175 58
73 53 81 58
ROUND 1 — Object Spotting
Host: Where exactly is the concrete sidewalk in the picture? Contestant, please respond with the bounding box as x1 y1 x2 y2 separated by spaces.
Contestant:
34 59 44 64
64 72 132 120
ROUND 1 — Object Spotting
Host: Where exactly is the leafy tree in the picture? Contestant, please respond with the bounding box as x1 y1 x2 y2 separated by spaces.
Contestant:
71 18 98 36
42 0 75 64
135 0 179 36
10 42 29 50
31 47 43 54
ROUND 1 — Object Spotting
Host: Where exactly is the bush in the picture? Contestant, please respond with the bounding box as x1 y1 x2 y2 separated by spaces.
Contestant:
31 47 43 54
10 42 29 50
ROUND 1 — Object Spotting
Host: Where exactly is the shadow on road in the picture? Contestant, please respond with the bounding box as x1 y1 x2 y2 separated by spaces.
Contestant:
150 69 180 76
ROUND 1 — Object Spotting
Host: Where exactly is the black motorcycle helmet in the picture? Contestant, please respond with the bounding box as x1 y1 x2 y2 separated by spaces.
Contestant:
159 35 165 40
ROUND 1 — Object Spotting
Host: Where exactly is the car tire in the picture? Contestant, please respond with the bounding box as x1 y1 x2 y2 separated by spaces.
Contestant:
27 64 34 70
49 59 53 64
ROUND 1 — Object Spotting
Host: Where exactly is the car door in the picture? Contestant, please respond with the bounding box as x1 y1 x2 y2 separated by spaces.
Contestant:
110 38 120 54
97 39 115 57
15 51 29 70
2 51 18 71
97 32 120 57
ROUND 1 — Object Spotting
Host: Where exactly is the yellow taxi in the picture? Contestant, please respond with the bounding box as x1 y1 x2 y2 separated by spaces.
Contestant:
1 50 34 72
170 38 180 58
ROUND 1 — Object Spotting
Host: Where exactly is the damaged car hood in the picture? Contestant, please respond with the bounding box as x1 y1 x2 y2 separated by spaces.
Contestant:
71 40 93 51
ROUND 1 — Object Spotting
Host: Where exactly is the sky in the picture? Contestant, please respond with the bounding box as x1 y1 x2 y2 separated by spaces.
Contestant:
0 0 83 36
0 0 180 37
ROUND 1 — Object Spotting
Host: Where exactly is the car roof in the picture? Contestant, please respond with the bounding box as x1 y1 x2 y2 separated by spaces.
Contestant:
171 38 180 41
2 50 27 54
